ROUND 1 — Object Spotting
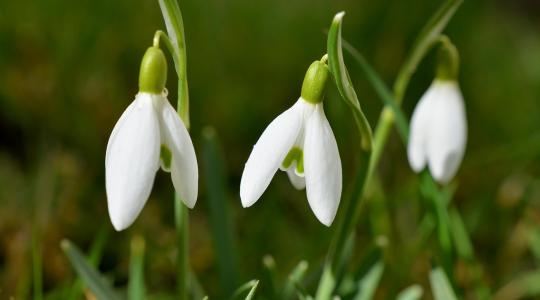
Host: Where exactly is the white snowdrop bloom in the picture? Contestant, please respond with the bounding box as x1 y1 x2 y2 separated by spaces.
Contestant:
407 80 467 184
240 59 342 226
105 46 198 231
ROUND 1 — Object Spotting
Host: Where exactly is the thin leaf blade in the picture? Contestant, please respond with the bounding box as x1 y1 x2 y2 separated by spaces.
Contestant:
397 285 423 300
128 235 146 300
429 267 458 300
202 127 239 296
353 261 384 300
61 239 121 300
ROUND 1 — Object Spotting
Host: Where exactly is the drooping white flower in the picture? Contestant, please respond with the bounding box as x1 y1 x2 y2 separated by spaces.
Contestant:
407 80 467 184
105 46 198 231
240 59 342 226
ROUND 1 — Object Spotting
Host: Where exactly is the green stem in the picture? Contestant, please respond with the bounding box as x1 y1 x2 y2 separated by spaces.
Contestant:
158 0 190 127
128 236 146 300
157 1 191 299
153 30 177 61
316 150 371 299
175 193 189 300
393 0 463 106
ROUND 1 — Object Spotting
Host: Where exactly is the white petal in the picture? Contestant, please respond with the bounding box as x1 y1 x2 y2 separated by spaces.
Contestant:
303 104 342 226
407 84 437 172
240 100 307 207
105 93 161 231
426 81 467 184
158 97 199 208
286 167 306 190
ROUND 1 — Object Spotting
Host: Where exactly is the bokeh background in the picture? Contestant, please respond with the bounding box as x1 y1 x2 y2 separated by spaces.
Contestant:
1 0 540 298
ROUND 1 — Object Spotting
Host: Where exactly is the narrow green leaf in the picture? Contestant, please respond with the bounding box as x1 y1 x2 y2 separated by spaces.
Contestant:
190 268 207 300
67 226 109 300
283 260 309 299
261 255 278 299
231 280 259 300
202 127 239 296
448 208 473 260
245 281 259 300
429 267 458 300
353 261 384 300
397 285 423 300
341 38 409 142
128 235 146 300
327 12 373 151
61 239 121 300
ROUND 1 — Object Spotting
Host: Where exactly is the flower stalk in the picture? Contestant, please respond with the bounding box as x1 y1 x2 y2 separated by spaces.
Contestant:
157 0 191 299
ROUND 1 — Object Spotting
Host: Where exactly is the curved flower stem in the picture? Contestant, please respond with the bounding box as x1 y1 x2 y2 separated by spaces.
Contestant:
153 30 176 57
157 1 191 299
158 0 190 127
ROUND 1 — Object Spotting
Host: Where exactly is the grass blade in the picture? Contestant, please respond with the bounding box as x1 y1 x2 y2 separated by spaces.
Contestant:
61 239 121 300
448 207 473 260
397 285 423 300
202 127 239 296
429 267 457 300
128 235 146 300
261 255 278 299
231 280 259 300
67 226 109 300
353 261 384 300
341 39 409 142
283 260 309 299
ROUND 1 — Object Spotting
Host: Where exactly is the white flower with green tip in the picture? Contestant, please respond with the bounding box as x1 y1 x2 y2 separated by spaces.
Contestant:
240 59 342 226
105 46 198 231
407 39 467 184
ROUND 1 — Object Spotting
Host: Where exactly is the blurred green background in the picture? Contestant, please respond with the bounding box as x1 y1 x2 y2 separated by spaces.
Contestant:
1 0 540 298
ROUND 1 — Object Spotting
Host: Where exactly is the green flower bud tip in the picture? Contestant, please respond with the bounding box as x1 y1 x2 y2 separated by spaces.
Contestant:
301 58 330 104
436 37 460 81
139 46 167 94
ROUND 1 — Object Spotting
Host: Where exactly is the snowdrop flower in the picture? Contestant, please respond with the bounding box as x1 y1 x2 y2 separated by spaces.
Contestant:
240 58 342 226
407 39 467 184
105 46 198 231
